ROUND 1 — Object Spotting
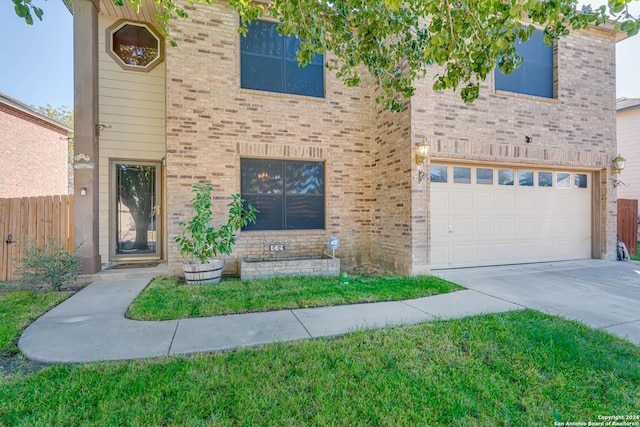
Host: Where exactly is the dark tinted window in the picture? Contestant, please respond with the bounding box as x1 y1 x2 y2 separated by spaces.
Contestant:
240 20 324 98
112 24 159 67
241 159 325 230
495 30 554 98
498 170 514 186
430 165 447 183
538 171 553 187
518 171 534 186
477 168 493 185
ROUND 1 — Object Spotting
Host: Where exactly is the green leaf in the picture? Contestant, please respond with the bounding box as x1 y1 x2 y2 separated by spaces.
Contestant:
33 6 43 20
14 3 29 17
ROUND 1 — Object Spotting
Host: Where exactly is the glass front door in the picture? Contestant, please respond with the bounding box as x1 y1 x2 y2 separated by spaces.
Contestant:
111 161 161 260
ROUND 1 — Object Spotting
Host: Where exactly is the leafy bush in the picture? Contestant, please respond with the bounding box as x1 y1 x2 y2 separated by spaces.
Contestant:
15 239 81 291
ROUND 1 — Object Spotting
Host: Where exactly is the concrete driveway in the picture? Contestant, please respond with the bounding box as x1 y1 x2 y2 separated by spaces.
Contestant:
434 259 640 344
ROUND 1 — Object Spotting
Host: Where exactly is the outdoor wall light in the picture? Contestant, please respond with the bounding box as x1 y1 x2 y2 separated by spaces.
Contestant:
611 154 626 175
611 154 627 188
80 187 87 196
415 139 430 165
415 139 430 183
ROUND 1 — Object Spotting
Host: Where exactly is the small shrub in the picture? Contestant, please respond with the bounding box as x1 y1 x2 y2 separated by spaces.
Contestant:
15 239 81 291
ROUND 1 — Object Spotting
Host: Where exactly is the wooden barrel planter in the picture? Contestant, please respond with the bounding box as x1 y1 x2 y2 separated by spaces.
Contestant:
182 259 223 285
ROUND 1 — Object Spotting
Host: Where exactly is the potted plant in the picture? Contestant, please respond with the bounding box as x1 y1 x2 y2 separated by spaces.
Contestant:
174 183 258 284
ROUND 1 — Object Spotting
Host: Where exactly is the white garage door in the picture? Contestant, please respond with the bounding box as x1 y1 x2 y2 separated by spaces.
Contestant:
430 164 592 269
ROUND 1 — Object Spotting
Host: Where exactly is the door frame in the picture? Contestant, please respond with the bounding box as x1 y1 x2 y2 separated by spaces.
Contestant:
109 159 162 261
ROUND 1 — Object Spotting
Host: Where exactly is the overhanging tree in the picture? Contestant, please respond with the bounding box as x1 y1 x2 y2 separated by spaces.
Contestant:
12 0 639 111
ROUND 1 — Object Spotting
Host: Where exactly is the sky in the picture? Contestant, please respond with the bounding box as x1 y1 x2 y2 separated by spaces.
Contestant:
0 1 638 109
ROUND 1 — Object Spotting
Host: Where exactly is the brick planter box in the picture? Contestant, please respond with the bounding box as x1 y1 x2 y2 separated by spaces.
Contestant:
239 256 340 280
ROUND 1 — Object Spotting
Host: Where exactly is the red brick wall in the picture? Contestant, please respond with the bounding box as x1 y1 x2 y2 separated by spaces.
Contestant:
0 104 70 198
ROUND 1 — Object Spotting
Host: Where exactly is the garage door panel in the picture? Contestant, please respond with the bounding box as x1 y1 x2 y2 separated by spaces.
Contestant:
430 164 592 269
535 217 555 238
494 243 517 261
451 192 473 211
554 218 573 236
555 196 573 213
572 217 591 236
494 218 515 238
474 244 495 262
474 192 495 215
451 218 472 238
452 244 473 264
431 218 450 240
516 218 536 238
516 193 536 211
430 244 449 266
535 240 554 259
431 191 449 214
516 241 536 260
495 193 516 214
474 219 494 237
555 240 574 259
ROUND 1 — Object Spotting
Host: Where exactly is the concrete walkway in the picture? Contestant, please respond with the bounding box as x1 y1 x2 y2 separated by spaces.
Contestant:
18 259 639 363
18 280 520 363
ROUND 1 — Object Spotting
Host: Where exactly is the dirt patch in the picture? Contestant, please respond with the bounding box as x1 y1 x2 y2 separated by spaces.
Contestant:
344 263 388 275
0 354 53 376
0 281 87 296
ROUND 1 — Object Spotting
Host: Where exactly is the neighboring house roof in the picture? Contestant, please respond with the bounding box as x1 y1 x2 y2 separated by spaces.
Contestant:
616 97 640 112
0 92 73 133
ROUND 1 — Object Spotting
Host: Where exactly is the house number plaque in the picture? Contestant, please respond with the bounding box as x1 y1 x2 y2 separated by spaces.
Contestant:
269 243 285 253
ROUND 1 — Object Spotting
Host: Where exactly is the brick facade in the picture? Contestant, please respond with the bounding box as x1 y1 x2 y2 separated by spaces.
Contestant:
0 97 70 198
93 2 619 273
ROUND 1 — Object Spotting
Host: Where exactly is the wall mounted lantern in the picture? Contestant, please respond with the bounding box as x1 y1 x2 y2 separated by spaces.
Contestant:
415 139 430 165
611 153 626 187
415 139 430 183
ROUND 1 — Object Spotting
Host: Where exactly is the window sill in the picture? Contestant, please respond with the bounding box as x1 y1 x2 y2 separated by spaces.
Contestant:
239 88 326 104
493 90 559 104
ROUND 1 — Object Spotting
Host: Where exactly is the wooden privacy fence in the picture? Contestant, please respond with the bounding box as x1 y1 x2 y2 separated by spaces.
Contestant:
617 198 638 256
0 195 74 281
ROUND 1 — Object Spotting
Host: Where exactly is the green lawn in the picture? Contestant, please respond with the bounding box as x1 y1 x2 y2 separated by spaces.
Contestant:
1 306 638 426
0 290 69 355
127 275 462 320
631 241 640 261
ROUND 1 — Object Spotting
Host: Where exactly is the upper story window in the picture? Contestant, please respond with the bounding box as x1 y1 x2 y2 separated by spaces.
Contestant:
495 30 554 99
106 20 164 72
240 20 324 98
241 158 325 231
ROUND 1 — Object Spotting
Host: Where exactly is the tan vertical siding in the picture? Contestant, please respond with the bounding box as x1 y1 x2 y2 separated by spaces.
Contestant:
97 15 166 263
616 108 640 202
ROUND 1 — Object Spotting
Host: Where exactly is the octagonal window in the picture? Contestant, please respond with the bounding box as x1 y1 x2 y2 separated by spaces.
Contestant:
107 21 164 72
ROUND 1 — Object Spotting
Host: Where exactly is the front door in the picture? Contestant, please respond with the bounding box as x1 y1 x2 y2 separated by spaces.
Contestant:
111 161 161 260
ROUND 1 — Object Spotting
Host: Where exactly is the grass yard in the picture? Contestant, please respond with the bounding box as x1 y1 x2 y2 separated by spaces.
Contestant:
127 275 462 320
1 308 638 426
0 290 69 355
631 241 640 261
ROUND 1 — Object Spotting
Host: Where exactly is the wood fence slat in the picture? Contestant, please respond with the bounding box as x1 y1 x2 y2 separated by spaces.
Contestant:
28 197 37 245
44 196 53 243
7 198 21 281
36 196 45 249
68 195 74 250
617 198 638 256
0 199 7 281
0 194 75 281
52 195 61 243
